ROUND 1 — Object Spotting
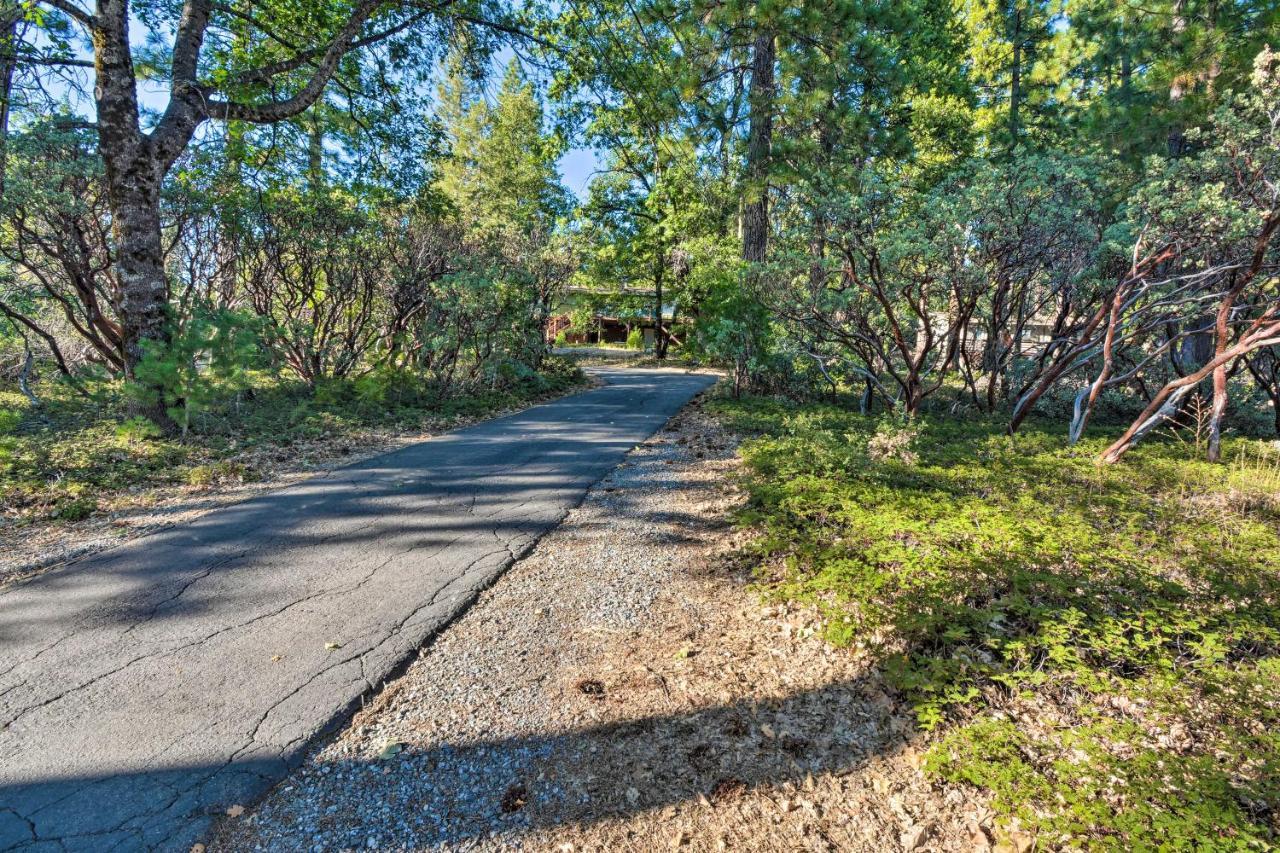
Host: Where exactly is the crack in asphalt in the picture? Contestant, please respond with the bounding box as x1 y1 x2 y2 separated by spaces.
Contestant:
117 548 256 641
0 807 36 845
2 496 494 734
1 644 167 732
0 634 75 684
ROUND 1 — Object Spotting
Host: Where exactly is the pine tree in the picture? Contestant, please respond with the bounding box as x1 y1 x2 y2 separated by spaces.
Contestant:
438 60 567 238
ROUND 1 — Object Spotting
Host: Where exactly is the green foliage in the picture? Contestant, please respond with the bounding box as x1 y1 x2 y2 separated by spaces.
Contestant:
52 495 98 522
0 409 20 436
130 309 263 436
713 396 1280 847
0 409 21 485
676 237 801 393
1119 54 1280 274
959 0 1064 151
115 416 165 442
567 306 595 336
186 461 255 488
439 60 569 239
866 410 922 463
625 328 643 350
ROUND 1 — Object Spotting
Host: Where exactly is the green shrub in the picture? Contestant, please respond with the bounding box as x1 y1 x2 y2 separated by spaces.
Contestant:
310 377 349 407
352 367 424 410
53 494 97 521
130 308 262 436
626 328 644 350
115 416 164 442
493 359 543 392
866 411 921 463
536 355 586 392
0 408 21 436
0 410 21 474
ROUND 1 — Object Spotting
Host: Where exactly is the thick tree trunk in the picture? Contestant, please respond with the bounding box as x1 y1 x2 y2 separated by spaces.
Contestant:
94 0 164 375
67 0 389 424
742 29 774 265
109 178 169 376
93 0 175 426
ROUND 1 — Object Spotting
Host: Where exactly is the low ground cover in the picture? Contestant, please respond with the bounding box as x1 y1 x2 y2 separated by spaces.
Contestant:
711 396 1280 849
0 357 585 528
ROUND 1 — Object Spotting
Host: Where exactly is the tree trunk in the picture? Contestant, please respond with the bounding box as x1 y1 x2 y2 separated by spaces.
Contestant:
807 95 835 289
93 0 175 426
307 106 325 189
70 0 394 428
1206 360 1228 461
1206 287 1235 463
1120 38 1131 97
109 178 169 377
742 29 775 264
654 257 667 359
1101 314 1280 463
0 5 20 198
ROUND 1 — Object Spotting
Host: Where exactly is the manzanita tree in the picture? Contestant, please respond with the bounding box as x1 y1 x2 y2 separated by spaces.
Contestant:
1014 47 1280 463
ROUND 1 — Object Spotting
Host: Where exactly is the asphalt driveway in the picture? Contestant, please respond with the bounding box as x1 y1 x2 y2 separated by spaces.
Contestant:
0 367 716 852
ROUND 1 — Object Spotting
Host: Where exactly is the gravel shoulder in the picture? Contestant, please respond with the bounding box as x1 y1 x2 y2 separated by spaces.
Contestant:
214 394 996 853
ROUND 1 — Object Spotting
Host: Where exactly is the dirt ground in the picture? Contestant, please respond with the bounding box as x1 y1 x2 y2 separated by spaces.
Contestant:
212 395 999 853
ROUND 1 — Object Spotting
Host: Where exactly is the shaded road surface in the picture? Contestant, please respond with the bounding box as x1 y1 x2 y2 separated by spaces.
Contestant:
0 368 715 852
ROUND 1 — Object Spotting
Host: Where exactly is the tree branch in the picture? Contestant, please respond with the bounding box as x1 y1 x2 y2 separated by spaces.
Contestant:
35 0 95 28
201 0 451 122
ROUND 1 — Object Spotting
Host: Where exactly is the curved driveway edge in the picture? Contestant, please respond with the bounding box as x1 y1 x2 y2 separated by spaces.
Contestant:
0 367 716 852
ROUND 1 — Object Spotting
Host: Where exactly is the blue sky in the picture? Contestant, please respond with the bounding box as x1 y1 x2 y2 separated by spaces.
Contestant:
558 147 601 199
